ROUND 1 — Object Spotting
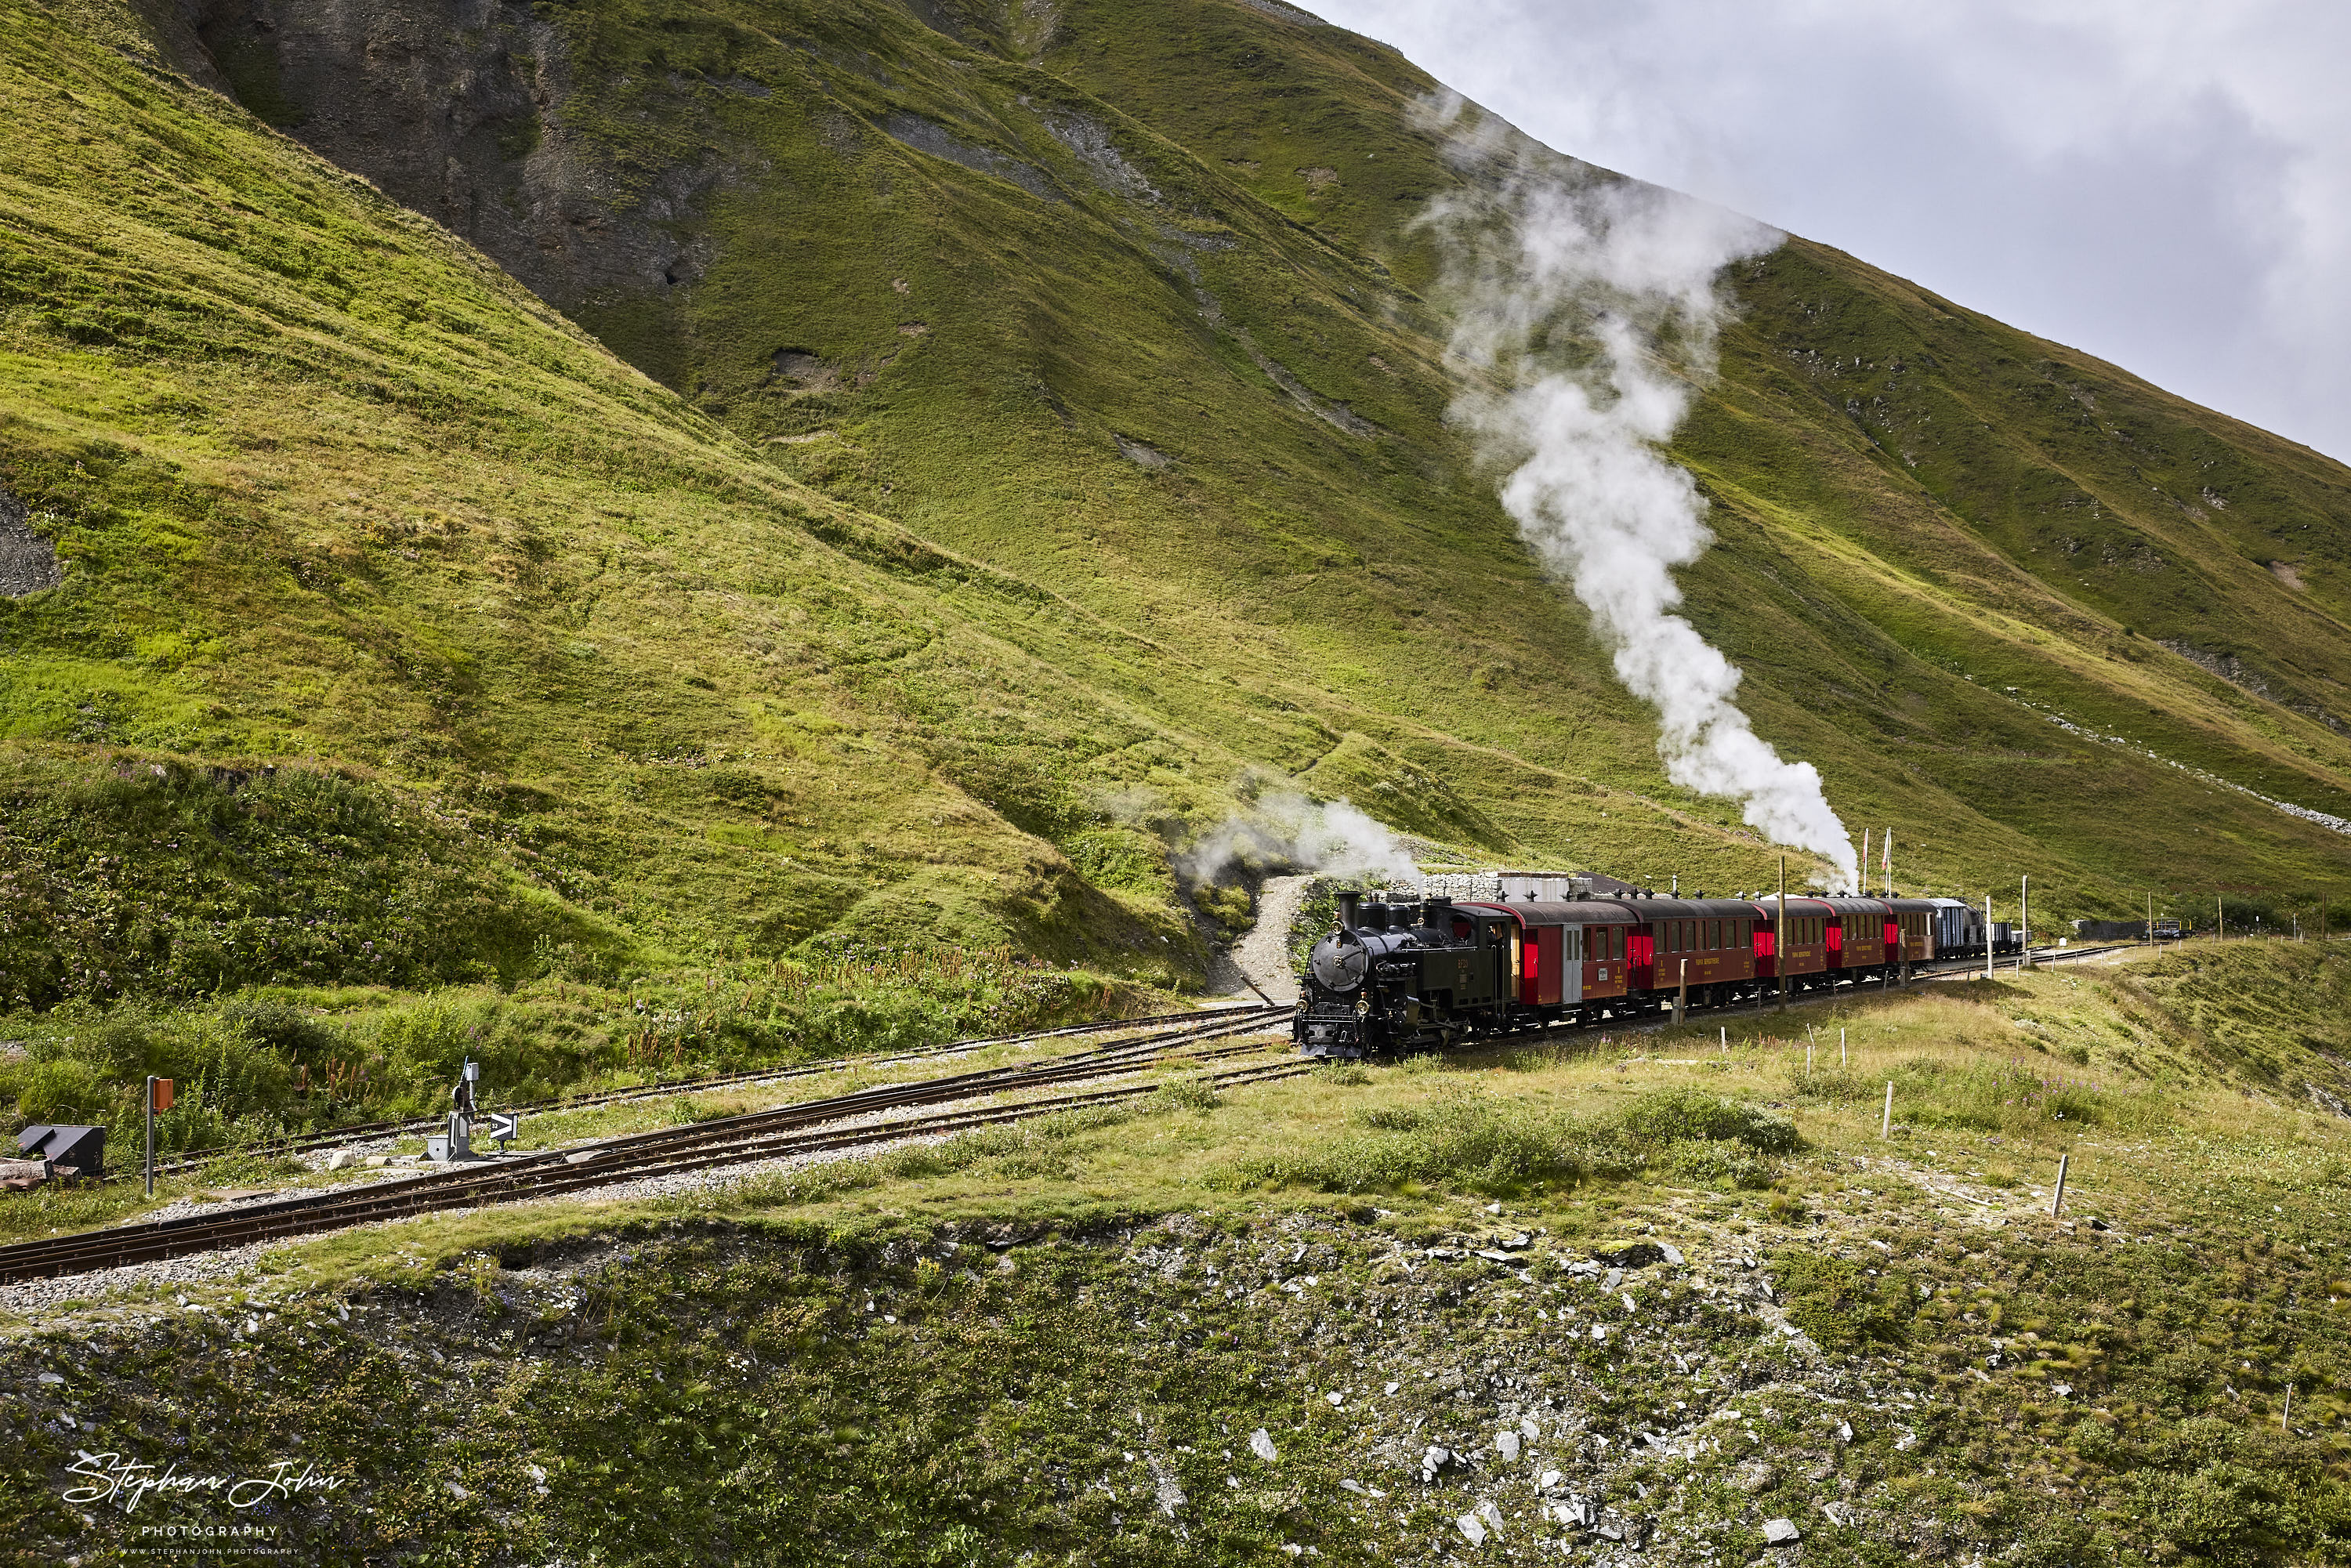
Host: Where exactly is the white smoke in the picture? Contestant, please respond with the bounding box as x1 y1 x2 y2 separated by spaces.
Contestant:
1179 791 1421 886
1417 96 1860 890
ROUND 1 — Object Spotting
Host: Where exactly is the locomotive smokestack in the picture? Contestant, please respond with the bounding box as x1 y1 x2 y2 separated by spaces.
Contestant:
1337 891 1360 931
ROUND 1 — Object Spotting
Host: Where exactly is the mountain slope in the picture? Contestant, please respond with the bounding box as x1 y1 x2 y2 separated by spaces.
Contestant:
4 0 2350 1017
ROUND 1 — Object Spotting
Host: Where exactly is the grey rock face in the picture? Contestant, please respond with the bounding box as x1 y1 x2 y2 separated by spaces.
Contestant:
0 488 60 598
176 0 726 348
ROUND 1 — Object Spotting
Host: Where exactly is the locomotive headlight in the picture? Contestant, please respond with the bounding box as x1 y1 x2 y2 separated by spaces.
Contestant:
1310 929 1373 993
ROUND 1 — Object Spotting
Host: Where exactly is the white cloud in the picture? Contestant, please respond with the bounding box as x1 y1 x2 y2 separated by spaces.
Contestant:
1312 0 2351 460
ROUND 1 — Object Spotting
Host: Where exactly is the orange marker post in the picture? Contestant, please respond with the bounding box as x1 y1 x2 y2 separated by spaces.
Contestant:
145 1077 173 1197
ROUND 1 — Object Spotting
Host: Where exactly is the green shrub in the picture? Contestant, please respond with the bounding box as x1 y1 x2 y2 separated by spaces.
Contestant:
1230 1088 1583 1195
1621 1087 1799 1153
1786 1067 1875 1104
1665 1138 1773 1189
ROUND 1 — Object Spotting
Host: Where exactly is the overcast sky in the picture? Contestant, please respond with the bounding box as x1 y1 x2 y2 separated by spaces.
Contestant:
1312 0 2351 465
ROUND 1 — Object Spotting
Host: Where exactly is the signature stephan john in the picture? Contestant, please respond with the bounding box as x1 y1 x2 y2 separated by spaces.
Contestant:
65 1451 347 1512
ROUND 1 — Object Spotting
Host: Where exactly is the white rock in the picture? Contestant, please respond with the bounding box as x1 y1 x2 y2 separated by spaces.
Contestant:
1477 1500 1505 1530
324 1150 353 1171
1496 1431 1520 1461
1250 1428 1278 1463
1539 1468 1563 1490
1456 1513 1487 1547
1383 1382 1400 1395
1763 1518 1802 1545
1660 1242 1685 1266
1590 1325 1607 1342
36 1372 62 1385
444 1481 469 1501
1325 1392 1344 1407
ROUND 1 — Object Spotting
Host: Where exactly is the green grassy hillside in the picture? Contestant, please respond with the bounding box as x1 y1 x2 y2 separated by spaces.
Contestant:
3 0 2350 1044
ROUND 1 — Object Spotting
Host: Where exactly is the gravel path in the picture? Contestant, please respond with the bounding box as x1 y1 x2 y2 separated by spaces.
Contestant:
1215 873 1314 1002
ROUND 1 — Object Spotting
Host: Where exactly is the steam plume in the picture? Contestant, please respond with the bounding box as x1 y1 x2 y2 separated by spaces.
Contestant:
1180 791 1420 886
1417 97 1859 889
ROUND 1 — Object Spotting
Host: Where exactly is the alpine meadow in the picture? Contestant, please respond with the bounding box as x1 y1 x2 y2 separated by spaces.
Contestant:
8 1 2351 1564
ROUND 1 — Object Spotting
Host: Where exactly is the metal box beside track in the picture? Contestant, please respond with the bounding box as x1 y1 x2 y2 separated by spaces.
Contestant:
16 1123 105 1182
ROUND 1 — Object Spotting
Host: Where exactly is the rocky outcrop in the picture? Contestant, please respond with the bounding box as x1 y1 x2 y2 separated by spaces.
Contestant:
0 487 61 599
169 0 726 356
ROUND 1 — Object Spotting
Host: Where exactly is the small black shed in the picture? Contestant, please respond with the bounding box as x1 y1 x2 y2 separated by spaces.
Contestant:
17 1124 105 1179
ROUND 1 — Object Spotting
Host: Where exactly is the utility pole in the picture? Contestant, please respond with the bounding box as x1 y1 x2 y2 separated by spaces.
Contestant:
2217 893 2225 943
2146 891 2154 947
1985 894 1994 981
1777 855 1788 1012
1861 829 1870 896
2021 874 2031 969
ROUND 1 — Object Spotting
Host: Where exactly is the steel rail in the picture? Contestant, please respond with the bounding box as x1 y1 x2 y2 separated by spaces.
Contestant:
0 1018 1297 1283
150 1002 1286 1176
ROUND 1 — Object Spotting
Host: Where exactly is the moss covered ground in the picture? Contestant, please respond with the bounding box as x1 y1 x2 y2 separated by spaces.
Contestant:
9 942 2351 1563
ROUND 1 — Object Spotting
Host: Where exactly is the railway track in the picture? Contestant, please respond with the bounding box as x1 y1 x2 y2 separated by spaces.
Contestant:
0 1008 1299 1285
151 1001 1282 1177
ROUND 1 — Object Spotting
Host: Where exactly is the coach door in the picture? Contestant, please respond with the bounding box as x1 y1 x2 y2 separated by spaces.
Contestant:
1556 925 1584 1005
1523 925 1577 1006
